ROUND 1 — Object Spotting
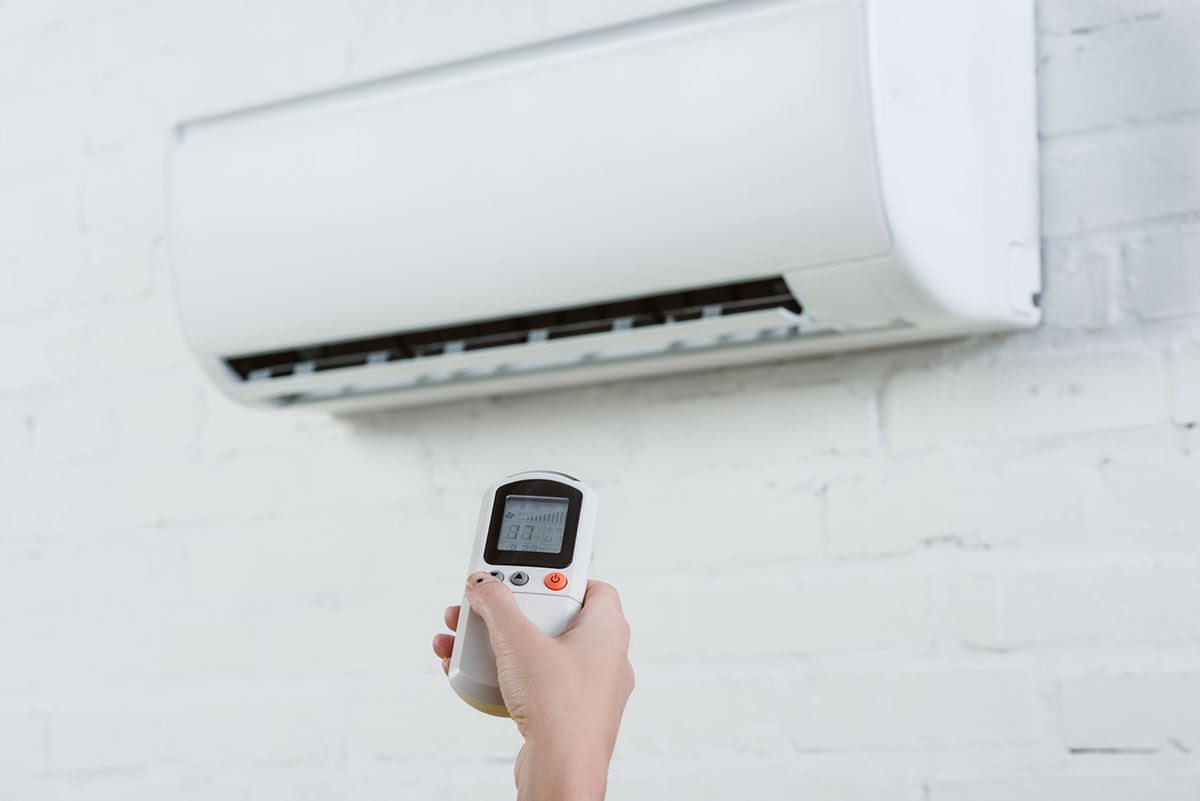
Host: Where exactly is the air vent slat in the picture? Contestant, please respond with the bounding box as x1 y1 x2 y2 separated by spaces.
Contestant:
225 276 803 382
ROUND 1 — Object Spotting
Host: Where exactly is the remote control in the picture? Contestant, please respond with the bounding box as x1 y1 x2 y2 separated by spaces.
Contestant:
447 470 598 716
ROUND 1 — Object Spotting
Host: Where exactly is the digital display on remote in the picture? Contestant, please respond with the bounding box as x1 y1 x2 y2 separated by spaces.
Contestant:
497 495 569 554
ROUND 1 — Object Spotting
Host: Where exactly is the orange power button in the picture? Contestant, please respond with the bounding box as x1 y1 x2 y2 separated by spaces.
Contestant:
544 572 568 591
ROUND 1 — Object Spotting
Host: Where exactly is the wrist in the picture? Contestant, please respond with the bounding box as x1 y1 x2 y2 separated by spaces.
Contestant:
516 734 612 801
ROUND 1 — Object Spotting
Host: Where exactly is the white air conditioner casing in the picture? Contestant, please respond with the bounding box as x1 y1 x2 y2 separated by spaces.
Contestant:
167 0 1039 412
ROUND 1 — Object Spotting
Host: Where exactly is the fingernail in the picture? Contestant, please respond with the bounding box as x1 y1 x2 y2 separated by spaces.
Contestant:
466 571 497 591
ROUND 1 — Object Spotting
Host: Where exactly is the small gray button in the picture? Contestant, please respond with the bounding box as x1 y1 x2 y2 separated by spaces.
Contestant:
510 571 529 586
489 570 505 582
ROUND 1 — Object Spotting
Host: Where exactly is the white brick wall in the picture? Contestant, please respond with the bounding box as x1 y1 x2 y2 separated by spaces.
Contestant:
1 0 1199 798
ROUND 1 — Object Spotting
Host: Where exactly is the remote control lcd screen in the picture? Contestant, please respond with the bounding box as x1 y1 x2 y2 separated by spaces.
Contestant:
497 495 569 553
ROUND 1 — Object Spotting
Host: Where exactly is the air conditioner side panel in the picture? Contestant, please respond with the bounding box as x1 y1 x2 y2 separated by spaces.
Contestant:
856 0 1041 330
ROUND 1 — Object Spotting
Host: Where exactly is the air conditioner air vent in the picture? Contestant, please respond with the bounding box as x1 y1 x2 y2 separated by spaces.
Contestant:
225 276 802 383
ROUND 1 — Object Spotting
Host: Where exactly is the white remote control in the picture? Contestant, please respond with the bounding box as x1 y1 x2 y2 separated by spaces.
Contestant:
448 470 598 716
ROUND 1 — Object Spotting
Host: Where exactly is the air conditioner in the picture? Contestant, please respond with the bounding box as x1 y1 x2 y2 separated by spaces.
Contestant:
167 0 1039 412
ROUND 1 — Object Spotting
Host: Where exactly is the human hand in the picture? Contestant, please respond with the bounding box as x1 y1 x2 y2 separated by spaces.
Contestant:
433 573 635 801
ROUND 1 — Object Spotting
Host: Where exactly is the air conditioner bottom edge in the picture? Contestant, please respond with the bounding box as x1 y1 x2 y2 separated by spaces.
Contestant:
199 316 1030 415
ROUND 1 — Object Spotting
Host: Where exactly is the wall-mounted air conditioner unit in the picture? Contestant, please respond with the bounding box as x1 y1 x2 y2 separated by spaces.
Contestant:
167 0 1039 412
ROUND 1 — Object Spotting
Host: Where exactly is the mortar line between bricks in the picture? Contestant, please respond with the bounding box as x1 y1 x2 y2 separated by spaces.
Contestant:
1039 112 1200 152
1039 107 1200 142
1043 210 1200 245
1044 212 1200 243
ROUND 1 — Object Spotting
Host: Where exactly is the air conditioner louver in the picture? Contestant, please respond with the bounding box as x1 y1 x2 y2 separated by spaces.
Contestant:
226 277 802 384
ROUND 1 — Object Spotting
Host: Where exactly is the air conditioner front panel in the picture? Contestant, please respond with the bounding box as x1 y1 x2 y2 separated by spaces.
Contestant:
170 0 889 357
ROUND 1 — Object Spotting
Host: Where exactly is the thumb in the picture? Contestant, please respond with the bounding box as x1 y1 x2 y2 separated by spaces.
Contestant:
465 572 541 657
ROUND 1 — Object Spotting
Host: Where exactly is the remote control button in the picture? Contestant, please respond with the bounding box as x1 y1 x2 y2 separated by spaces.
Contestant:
510 571 529 586
544 572 567 591
489 570 505 582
